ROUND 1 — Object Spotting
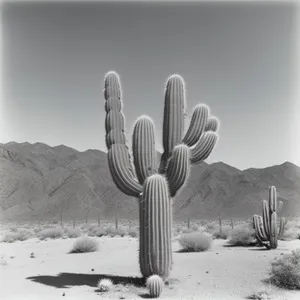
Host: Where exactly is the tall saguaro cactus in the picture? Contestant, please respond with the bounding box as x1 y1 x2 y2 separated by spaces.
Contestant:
253 186 285 249
104 71 220 279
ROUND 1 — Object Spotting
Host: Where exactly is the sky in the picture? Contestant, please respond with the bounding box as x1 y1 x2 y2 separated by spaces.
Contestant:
0 1 299 170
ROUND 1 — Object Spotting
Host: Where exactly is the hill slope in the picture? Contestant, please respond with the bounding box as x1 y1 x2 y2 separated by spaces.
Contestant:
0 142 299 222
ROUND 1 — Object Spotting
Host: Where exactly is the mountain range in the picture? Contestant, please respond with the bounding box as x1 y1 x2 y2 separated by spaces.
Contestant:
0 141 299 223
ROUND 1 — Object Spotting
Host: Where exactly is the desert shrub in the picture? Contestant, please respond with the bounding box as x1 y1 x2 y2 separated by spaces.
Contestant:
173 226 182 236
205 222 218 232
178 231 212 252
212 226 232 240
8 225 18 232
128 227 138 238
247 289 273 300
281 219 300 241
105 226 127 237
191 224 200 231
269 249 300 290
98 278 113 292
69 236 98 253
2 229 32 243
64 227 82 238
37 227 64 240
88 227 106 237
227 225 256 246
281 228 300 241
181 228 194 234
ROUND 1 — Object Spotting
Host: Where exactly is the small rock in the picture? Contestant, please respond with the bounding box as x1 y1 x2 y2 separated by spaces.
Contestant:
206 271 209 274
91 268 94 271
62 292 65 296
216 253 219 255
10 256 15 259
119 297 125 300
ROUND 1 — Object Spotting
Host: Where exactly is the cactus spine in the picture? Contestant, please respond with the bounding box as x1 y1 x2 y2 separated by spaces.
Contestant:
253 186 285 249
104 71 219 279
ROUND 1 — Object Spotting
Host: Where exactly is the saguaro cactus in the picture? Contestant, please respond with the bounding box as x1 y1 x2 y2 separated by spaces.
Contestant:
253 186 285 249
104 71 220 279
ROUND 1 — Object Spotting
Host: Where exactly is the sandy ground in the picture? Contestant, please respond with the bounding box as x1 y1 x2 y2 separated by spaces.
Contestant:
0 236 300 300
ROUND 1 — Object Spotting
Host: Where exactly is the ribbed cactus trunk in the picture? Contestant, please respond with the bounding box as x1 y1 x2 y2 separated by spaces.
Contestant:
104 71 220 279
139 175 172 279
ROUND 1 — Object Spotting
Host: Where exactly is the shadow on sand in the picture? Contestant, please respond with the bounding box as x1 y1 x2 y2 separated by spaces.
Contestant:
222 243 259 248
248 247 269 251
27 273 146 289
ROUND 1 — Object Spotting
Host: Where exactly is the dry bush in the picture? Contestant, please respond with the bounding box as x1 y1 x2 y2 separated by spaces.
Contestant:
181 228 194 234
178 231 212 252
247 289 273 300
205 222 218 232
37 227 64 240
128 227 138 238
212 226 232 240
64 227 82 238
1 229 32 243
105 226 127 237
88 227 106 237
281 219 300 241
69 236 98 253
227 224 256 246
269 249 300 290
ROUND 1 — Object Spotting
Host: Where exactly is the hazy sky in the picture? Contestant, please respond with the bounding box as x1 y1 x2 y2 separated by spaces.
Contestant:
1 1 299 169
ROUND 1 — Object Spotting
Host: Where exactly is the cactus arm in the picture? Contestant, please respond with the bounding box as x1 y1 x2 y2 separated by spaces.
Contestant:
253 215 268 241
159 74 185 173
190 131 218 164
269 186 277 212
132 116 157 185
105 71 141 196
182 104 209 147
278 217 285 239
165 144 190 197
108 144 142 197
104 71 122 101
205 116 220 132
106 128 126 149
277 200 283 213
262 200 271 237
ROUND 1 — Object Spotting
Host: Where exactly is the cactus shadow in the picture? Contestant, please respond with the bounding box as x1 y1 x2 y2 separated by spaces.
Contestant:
223 243 259 248
139 293 152 299
27 272 146 289
248 247 269 251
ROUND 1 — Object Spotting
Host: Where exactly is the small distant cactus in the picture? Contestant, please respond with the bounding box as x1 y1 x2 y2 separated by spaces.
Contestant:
253 186 285 249
146 275 164 298
98 278 113 292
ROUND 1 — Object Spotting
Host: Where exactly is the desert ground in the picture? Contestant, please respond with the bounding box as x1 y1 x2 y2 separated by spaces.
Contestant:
0 221 300 300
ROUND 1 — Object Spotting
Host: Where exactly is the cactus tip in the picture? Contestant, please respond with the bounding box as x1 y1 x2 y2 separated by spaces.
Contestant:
165 73 186 88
